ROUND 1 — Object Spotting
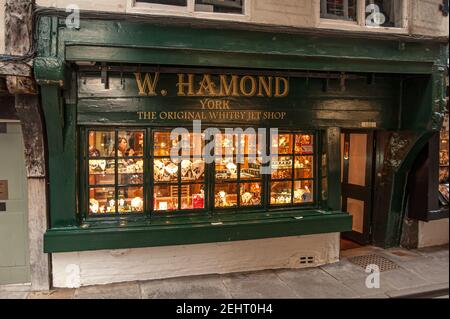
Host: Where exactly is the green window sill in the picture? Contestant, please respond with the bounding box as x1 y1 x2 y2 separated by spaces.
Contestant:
44 210 352 253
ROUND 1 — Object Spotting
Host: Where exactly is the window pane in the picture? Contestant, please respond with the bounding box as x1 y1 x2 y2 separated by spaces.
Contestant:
195 0 244 14
271 133 293 155
320 0 357 21
89 187 115 214
365 0 403 27
89 159 115 185
270 181 292 205
118 158 144 184
119 173 144 185
181 184 206 210
180 132 204 157
118 187 144 213
271 156 293 180
215 183 238 208
240 183 262 206
138 0 187 6
154 132 178 157
216 158 238 181
181 159 205 182
294 180 313 204
240 157 262 180
215 133 236 158
154 158 179 182
154 185 179 211
295 134 314 154
88 131 114 157
294 156 314 179
118 131 144 157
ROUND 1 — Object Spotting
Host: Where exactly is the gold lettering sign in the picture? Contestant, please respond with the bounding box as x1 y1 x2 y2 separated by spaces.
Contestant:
134 73 289 98
137 111 287 122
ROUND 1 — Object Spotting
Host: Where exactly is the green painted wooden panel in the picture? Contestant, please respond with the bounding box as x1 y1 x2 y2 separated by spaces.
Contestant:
76 73 400 129
44 210 352 253
0 123 30 285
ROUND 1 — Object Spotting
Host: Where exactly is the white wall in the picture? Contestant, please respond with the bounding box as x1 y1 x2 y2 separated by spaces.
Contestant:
35 0 449 38
418 218 449 248
410 0 449 37
52 233 340 288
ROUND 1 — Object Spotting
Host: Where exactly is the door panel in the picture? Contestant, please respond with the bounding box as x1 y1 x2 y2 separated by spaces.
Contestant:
0 123 30 284
341 130 374 244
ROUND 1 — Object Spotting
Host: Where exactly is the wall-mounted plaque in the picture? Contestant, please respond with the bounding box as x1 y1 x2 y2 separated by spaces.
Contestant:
0 180 8 200
0 203 5 212
0 123 6 134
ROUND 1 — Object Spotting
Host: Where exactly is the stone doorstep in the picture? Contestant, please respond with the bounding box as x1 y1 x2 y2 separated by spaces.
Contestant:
386 282 449 298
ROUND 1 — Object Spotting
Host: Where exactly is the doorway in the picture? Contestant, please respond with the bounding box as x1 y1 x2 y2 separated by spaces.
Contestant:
340 130 375 246
0 122 30 285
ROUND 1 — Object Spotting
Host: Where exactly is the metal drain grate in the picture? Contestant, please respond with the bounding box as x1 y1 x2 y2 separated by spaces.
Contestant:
348 254 400 272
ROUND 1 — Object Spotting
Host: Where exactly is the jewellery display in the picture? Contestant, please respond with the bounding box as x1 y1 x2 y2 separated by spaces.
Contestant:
131 197 144 211
294 156 313 179
180 159 205 181
216 159 238 180
271 158 293 179
439 113 449 206
154 159 179 182
271 190 292 205
87 130 316 215
295 134 314 154
89 198 99 214
294 185 312 203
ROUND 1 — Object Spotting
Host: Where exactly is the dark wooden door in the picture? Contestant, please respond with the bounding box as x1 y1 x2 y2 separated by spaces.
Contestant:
341 130 375 244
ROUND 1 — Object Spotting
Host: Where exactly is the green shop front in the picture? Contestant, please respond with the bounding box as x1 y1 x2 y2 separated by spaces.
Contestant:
34 12 447 287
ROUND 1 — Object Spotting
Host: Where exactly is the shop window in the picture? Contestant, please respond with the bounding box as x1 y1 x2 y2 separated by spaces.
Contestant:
365 0 404 28
214 131 263 208
270 133 314 206
195 0 244 14
153 131 206 212
85 128 316 217
134 0 245 15
88 130 145 215
320 0 357 21
137 0 187 6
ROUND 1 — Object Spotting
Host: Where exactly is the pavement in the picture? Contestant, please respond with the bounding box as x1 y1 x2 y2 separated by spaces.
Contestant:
0 244 448 299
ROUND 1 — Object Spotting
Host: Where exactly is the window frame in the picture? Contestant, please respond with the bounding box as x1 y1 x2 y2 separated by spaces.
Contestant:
83 127 149 221
127 0 251 22
320 0 358 22
268 131 318 210
318 0 409 33
80 126 320 222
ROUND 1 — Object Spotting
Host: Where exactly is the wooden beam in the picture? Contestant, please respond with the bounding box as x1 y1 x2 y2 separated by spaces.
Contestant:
5 0 33 56
2 0 36 93
0 61 32 77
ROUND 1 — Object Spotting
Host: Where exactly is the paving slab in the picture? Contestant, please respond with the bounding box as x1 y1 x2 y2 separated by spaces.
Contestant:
340 276 396 298
221 270 298 299
28 289 75 299
376 268 429 290
0 284 31 292
275 268 355 298
140 275 232 299
74 282 141 299
320 259 368 282
0 291 29 299
414 245 449 259
398 259 449 284
385 282 449 298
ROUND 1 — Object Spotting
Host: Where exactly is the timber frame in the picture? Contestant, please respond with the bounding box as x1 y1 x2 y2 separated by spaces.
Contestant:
33 9 448 253
0 0 50 291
